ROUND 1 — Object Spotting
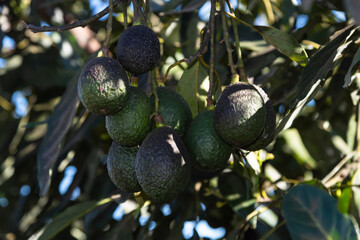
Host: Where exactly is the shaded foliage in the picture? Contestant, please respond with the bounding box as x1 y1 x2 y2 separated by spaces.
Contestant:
1 0 360 239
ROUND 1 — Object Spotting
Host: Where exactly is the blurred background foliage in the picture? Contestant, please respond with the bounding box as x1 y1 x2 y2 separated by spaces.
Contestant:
1 0 360 239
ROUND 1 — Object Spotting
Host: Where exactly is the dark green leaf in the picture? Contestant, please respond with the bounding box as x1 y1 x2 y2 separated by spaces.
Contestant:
177 62 209 117
180 12 199 57
275 25 358 135
38 198 113 240
296 25 357 104
344 45 360 87
37 73 79 196
350 170 360 223
218 172 254 220
254 26 308 66
282 185 357 240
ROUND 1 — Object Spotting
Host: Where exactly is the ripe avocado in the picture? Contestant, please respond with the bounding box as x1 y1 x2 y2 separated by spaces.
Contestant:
116 25 160 75
107 141 141 193
184 110 232 172
151 87 192 137
242 85 276 151
106 86 152 147
214 82 267 148
78 57 129 115
135 127 191 203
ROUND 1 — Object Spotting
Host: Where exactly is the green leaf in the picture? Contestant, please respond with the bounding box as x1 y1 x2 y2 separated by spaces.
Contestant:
275 25 358 135
338 188 352 214
350 170 360 223
281 128 317 169
282 185 357 240
38 198 113 240
254 25 308 66
218 172 255 220
37 73 79 196
296 25 357 104
177 62 209 117
344 45 360 87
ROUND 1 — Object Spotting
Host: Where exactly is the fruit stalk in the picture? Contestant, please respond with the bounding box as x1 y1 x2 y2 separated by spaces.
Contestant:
151 70 165 127
207 0 216 109
132 0 146 25
102 0 114 56
225 0 248 82
219 0 237 76
122 1 128 29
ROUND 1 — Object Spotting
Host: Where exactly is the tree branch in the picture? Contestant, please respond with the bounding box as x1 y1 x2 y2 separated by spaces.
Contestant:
23 1 121 33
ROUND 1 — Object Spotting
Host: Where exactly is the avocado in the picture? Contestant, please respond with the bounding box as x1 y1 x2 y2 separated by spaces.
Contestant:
184 110 232 172
107 141 141 193
151 87 192 137
242 85 276 151
135 127 191 203
116 25 160 75
214 82 267 148
106 86 152 147
77 57 129 115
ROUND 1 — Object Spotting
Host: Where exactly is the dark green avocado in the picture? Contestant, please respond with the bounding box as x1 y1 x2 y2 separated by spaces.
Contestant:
77 57 129 115
116 25 160 75
107 141 141 193
135 127 191 203
242 85 276 151
106 87 152 147
184 110 232 172
214 82 267 148
151 87 192 137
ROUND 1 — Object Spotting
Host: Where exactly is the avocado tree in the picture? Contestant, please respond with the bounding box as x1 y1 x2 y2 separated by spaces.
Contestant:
1 0 360 239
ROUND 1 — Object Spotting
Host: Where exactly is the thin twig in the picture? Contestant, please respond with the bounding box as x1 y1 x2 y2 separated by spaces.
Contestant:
145 0 150 22
102 0 114 56
132 0 146 25
23 1 121 33
207 0 216 109
259 221 286 240
220 0 237 75
163 26 210 82
122 1 128 29
225 0 248 82
321 151 356 186
151 70 165 127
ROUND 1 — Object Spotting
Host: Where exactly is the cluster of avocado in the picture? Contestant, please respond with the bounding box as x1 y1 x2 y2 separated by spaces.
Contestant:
77 25 276 203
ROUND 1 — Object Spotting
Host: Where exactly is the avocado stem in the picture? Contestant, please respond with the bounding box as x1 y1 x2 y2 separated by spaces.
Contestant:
102 0 114 56
122 1 128 29
220 0 237 76
151 70 165 127
132 0 146 26
130 76 138 87
207 0 216 109
231 74 239 83
225 0 248 82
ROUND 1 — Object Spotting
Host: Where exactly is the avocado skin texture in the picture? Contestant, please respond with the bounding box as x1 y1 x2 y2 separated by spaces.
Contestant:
214 82 267 148
184 110 232 172
78 57 129 115
151 87 192 137
107 141 141 193
242 85 276 151
106 87 152 147
135 127 191 203
116 25 160 75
